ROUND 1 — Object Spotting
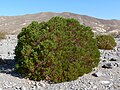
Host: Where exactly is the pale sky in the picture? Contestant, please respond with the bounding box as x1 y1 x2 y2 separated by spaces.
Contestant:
0 0 119 19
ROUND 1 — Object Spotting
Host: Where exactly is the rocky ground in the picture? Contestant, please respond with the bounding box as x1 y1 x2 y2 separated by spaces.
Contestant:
0 35 120 90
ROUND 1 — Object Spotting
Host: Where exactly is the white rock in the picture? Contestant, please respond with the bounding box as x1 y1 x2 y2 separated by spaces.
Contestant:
35 81 46 89
30 85 36 90
39 81 46 87
59 89 63 90
99 81 110 84
93 85 97 89
22 86 26 90
92 71 104 77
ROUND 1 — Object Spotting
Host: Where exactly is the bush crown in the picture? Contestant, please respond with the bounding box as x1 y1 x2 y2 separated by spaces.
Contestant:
15 17 100 83
96 35 116 50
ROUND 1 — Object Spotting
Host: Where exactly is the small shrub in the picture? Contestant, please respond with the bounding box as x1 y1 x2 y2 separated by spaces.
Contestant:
15 17 100 83
108 32 118 38
96 35 116 50
0 32 6 40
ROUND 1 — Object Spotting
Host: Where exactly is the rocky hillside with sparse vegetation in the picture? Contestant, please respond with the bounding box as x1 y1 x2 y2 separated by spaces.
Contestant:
0 12 120 34
0 13 120 90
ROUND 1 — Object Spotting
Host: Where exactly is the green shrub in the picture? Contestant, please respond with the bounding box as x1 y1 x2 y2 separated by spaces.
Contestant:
96 35 116 50
15 17 100 83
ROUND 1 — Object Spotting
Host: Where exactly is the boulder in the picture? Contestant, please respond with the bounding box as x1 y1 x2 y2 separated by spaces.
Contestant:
110 58 117 61
92 71 104 77
102 63 113 69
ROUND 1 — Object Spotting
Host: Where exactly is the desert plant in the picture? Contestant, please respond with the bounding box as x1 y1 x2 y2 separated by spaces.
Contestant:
96 35 116 50
0 32 6 40
108 32 118 38
15 17 100 83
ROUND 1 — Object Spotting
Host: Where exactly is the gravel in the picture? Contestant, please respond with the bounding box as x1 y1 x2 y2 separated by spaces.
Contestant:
0 35 120 90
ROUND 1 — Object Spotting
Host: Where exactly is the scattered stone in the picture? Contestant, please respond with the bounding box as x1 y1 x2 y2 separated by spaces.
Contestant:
35 81 46 89
92 71 104 77
13 86 21 90
31 81 36 86
114 63 119 67
99 81 110 84
102 59 107 62
102 63 113 69
30 85 36 90
117 47 120 52
21 86 26 90
110 58 117 61
92 67 97 71
0 35 120 90
93 85 97 89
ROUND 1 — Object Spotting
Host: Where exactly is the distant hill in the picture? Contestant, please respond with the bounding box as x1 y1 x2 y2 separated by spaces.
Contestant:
0 12 120 34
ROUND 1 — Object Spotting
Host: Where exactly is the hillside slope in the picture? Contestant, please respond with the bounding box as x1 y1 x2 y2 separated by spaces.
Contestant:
0 12 120 34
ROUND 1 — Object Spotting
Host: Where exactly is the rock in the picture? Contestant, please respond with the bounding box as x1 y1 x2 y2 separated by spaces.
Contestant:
117 46 120 51
102 63 113 69
92 67 97 71
39 81 46 87
99 81 110 84
22 86 26 90
102 59 107 62
108 83 113 88
114 63 119 67
116 52 120 57
30 85 36 90
92 85 97 89
35 81 46 89
110 58 117 61
0 35 17 60
13 86 21 90
31 81 36 86
92 71 104 77
59 88 64 90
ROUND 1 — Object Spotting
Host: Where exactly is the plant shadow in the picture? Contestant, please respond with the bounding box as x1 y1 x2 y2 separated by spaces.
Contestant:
0 59 23 78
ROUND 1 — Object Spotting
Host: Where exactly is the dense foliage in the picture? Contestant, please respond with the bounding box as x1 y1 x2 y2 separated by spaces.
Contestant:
96 35 116 50
15 17 100 83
